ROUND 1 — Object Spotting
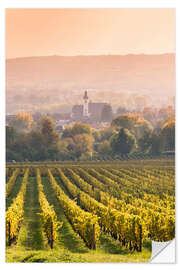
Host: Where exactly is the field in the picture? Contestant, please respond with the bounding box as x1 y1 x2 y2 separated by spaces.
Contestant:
6 159 175 263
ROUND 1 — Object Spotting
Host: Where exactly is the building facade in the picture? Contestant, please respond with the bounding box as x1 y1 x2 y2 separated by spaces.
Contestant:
72 90 110 122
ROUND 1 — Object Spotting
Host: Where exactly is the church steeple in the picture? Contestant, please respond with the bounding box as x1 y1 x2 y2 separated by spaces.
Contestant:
83 90 89 117
83 90 88 100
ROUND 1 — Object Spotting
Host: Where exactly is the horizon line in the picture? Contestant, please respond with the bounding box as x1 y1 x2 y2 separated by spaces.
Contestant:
6 52 175 60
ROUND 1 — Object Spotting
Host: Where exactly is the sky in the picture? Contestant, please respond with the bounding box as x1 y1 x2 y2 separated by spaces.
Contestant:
6 8 175 59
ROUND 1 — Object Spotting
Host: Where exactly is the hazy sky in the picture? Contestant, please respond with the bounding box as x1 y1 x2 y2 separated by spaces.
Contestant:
6 8 175 59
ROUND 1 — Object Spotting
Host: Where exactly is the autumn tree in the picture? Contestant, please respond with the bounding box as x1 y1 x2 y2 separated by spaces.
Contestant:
60 122 94 160
40 116 59 146
97 140 112 156
72 123 91 136
9 112 34 133
111 113 152 140
72 134 94 160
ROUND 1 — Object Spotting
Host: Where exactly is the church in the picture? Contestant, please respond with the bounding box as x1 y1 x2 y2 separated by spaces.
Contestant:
72 91 110 121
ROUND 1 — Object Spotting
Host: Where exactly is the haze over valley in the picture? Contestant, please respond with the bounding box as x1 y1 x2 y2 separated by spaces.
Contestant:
6 53 175 114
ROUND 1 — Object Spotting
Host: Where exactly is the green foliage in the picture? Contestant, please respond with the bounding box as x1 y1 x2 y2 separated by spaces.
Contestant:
97 140 112 156
110 128 136 154
138 131 152 152
6 126 18 147
112 114 139 130
150 134 164 155
92 130 102 142
62 123 91 139
100 127 117 142
161 119 175 151
6 111 174 161
6 116 60 161
72 123 91 136
61 126 73 139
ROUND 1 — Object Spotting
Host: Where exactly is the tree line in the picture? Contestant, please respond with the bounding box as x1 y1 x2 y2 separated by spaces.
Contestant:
6 112 175 162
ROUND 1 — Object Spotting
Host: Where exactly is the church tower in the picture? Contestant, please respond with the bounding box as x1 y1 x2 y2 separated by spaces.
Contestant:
83 90 89 117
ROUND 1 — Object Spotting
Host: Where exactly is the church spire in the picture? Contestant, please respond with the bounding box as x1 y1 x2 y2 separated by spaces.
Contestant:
83 90 88 100
83 90 89 117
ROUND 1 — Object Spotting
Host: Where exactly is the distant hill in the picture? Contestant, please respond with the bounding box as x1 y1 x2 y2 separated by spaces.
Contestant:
6 54 175 114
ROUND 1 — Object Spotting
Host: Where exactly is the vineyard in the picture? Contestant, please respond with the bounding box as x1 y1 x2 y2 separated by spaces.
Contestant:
6 159 175 263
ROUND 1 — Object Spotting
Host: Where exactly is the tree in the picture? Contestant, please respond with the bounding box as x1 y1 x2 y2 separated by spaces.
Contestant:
111 113 153 140
40 116 59 147
62 123 91 139
150 134 163 155
101 104 113 122
92 130 101 142
97 140 112 156
9 112 34 133
28 130 44 150
72 123 91 136
72 134 94 160
60 123 94 160
138 131 152 152
111 114 139 130
57 138 75 160
27 130 48 161
61 126 73 139
9 134 32 161
133 118 153 140
160 119 175 151
142 107 156 124
6 126 18 147
110 128 136 154
6 148 23 162
100 127 117 142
